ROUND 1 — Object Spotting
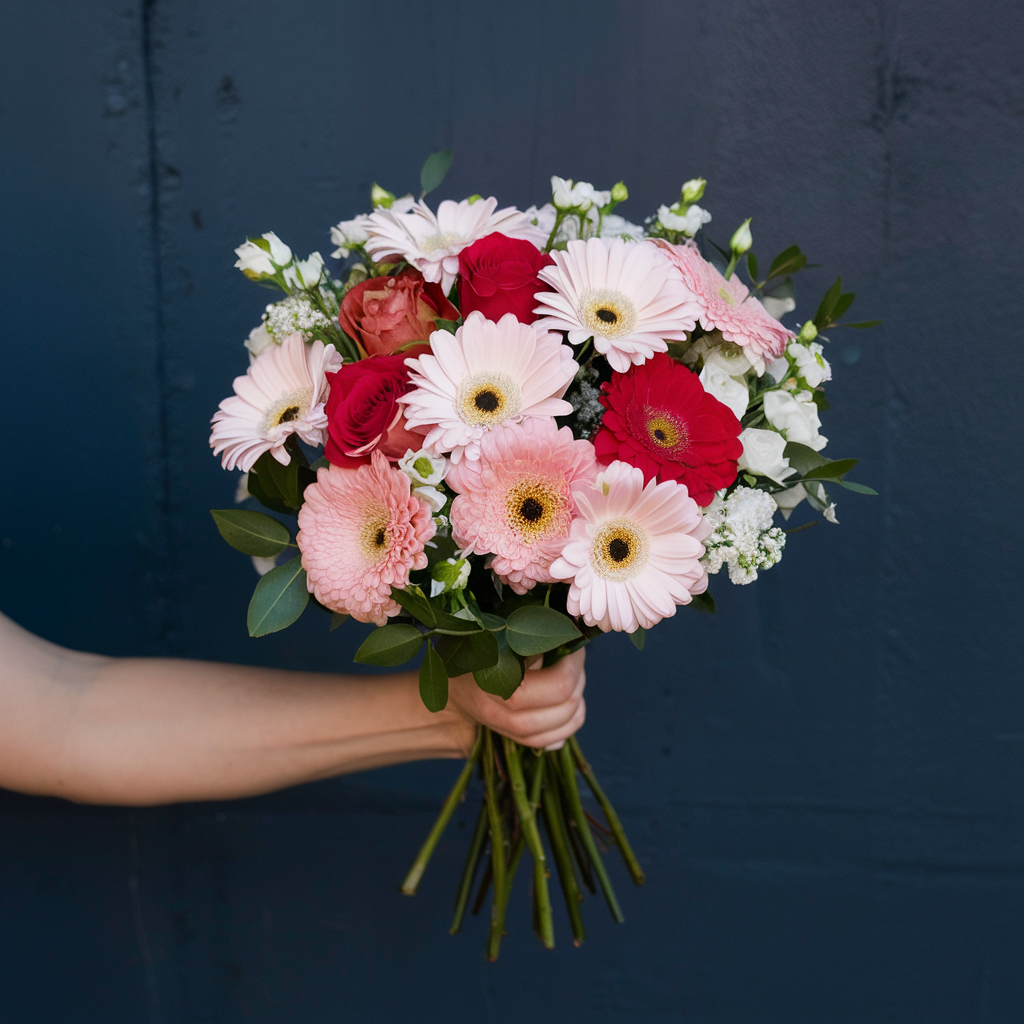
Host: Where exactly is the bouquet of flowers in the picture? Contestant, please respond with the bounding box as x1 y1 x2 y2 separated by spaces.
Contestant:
208 152 877 959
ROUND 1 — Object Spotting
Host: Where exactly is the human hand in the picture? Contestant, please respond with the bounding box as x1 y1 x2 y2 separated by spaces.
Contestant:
448 648 586 752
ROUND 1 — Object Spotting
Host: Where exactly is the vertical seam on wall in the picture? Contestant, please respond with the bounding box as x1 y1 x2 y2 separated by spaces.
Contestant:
141 0 172 655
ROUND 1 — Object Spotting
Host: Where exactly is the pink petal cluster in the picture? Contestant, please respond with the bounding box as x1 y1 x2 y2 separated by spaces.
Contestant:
297 451 435 626
653 239 793 374
448 420 597 595
550 461 712 633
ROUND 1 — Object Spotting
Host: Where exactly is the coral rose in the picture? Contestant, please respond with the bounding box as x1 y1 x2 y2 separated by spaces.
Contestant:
324 355 424 468
593 353 743 507
339 269 458 358
458 232 553 324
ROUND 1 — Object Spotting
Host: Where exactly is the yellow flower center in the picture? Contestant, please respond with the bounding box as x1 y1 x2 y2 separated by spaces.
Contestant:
578 288 638 339
359 509 392 562
418 231 465 255
456 372 522 426
590 518 649 581
261 387 312 435
646 415 682 448
717 286 735 306
504 479 567 543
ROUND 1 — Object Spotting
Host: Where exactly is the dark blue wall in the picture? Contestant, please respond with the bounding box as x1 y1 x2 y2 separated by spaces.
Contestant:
1 1 1022 1020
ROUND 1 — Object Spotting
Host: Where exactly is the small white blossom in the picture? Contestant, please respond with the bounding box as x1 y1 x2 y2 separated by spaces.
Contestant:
823 503 839 524
772 482 807 520
702 486 786 585
737 427 796 484
761 293 797 321
244 323 276 358
251 555 278 576
282 251 325 290
399 449 449 487
234 232 292 278
788 341 832 388
551 176 608 211
234 472 251 504
657 203 712 236
262 296 332 342
599 213 646 240
329 216 371 258
413 485 447 513
763 390 827 451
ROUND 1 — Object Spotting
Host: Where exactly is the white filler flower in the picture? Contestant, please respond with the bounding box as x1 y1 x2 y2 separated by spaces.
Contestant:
535 237 701 373
703 486 786 585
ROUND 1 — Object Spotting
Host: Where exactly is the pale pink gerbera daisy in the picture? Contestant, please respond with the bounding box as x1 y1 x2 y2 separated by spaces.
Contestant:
549 460 712 633
210 333 342 472
399 311 577 463
364 196 546 294
653 239 793 375
534 237 701 373
447 419 597 595
297 451 436 626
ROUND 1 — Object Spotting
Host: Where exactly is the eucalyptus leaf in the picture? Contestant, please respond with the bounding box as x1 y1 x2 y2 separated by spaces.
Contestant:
628 626 646 651
329 611 350 631
783 441 831 476
689 590 715 614
746 251 758 281
766 244 806 281
354 623 425 667
420 149 454 196
802 458 859 481
436 629 500 677
505 605 582 656
419 644 449 712
814 276 843 328
830 292 856 322
391 587 437 627
246 464 293 515
837 319 883 329
247 556 309 637
210 509 290 557
837 480 879 495
473 632 524 699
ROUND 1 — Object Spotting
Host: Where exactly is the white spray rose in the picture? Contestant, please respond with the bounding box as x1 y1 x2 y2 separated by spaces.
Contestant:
787 341 832 388
551 176 600 211
282 252 325 289
737 427 795 484
699 352 750 421
398 449 449 487
330 217 370 258
763 391 827 451
234 232 293 279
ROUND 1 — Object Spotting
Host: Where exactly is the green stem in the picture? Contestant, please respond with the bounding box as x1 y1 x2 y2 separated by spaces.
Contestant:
503 737 554 949
542 752 587 945
450 798 489 934
547 759 596 892
557 743 625 923
483 730 509 961
400 729 482 895
569 736 645 886
543 211 567 253
723 252 739 280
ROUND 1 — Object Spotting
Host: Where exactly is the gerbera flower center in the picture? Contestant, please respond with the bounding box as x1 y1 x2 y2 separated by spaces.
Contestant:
359 509 393 562
717 286 735 306
578 288 638 340
419 231 465 255
646 415 683 448
456 372 522 426
261 387 313 435
505 479 566 543
591 517 649 581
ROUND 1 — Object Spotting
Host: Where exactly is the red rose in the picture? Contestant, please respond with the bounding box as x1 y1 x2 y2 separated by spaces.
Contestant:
324 355 424 468
457 232 553 324
593 353 743 507
339 269 458 358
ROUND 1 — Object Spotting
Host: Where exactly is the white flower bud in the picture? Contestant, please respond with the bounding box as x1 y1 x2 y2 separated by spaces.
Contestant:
551 176 575 210
681 177 707 203
730 218 753 255
371 183 396 208
234 232 293 279
611 181 628 202
798 320 819 342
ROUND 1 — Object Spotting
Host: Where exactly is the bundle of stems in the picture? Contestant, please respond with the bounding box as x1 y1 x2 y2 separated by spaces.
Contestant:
400 727 645 960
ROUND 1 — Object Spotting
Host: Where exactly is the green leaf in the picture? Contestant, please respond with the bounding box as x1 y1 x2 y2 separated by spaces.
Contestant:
247 556 309 637
830 292 856 322
434 317 460 335
329 612 349 632
783 441 831 476
505 605 582 657
246 463 293 515
419 644 449 712
391 587 437 627
810 390 830 412
310 456 329 471
763 275 795 301
746 251 758 281
210 509 290 557
432 608 488 633
435 629 500 677
766 245 806 281
813 276 843 328
837 480 879 495
802 458 860 481
628 626 646 651
836 319 883 329
420 149 454 196
473 632 524 699
689 590 715 614
354 623 425 666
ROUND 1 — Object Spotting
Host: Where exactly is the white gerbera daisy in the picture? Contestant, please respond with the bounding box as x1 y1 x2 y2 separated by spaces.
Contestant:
364 196 546 293
399 311 577 463
549 461 712 633
534 237 702 373
210 333 342 472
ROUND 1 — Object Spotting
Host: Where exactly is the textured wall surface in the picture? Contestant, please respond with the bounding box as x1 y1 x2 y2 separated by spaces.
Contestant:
1 1 1022 1021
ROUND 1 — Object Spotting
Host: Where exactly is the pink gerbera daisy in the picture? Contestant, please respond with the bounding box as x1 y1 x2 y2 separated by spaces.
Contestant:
533 237 701 373
549 461 711 633
399 311 577 463
210 333 342 472
653 239 793 374
447 419 597 595
297 451 436 626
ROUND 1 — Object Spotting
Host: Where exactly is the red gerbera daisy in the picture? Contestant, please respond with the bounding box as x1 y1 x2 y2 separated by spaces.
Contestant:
593 353 743 507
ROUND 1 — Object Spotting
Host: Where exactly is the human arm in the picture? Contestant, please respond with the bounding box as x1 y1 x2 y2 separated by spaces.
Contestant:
0 611 585 806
